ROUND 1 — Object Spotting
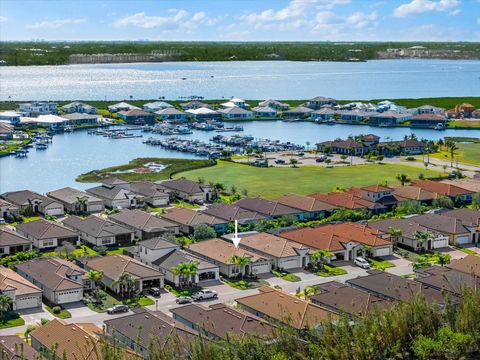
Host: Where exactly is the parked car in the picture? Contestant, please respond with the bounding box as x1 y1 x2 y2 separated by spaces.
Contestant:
354 257 371 269
176 296 193 304
275 159 286 165
107 304 129 314
192 289 218 301
148 287 161 297
316 155 327 162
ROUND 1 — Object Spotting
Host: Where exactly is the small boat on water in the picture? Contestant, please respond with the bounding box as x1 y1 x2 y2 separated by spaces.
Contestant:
63 126 74 133
434 123 445 130
215 126 243 132
35 142 48 150
14 149 28 157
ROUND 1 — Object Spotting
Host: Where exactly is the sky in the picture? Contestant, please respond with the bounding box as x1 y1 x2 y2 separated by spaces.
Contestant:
0 0 479 41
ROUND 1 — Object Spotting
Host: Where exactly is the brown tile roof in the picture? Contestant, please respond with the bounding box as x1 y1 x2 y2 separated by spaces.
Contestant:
16 219 78 240
0 190 55 207
280 228 350 252
360 185 392 193
62 215 134 238
414 266 480 296
440 179 480 193
447 255 480 277
239 232 312 258
157 179 204 194
391 185 439 202
316 139 365 149
369 218 444 240
203 203 266 222
310 281 394 316
161 207 225 227
236 286 335 329
30 319 102 360
412 180 474 197
308 191 376 210
118 109 151 117
0 267 41 296
0 335 38 360
83 254 163 281
187 238 270 264
409 214 470 235
275 194 336 212
109 209 178 232
170 303 276 340
46 187 103 205
442 208 480 227
0 228 31 247
235 198 300 217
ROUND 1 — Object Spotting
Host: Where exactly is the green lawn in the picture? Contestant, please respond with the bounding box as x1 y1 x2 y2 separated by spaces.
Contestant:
106 247 127 256
0 313 25 329
315 265 348 277
271 269 301 282
172 200 201 209
176 161 442 199
85 289 154 312
369 258 395 271
164 284 200 297
45 305 71 319
43 245 98 258
221 277 269 290
430 143 480 166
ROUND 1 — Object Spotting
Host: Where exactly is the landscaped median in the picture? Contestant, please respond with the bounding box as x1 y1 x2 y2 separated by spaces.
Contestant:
0 312 25 329
221 277 269 290
84 289 154 313
315 265 348 277
369 257 395 271
271 269 301 282
45 304 71 319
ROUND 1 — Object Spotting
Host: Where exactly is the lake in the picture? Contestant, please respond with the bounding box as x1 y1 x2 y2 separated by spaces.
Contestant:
1 121 479 194
1 60 480 101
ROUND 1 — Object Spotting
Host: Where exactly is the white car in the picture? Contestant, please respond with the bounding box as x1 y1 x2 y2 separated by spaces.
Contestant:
192 289 218 301
354 257 371 269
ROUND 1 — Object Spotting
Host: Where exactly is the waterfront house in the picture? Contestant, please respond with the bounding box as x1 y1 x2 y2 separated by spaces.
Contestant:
411 180 474 203
218 106 254 119
252 106 277 118
61 101 97 114
157 178 214 203
86 184 138 209
311 108 335 121
316 139 367 156
368 110 411 126
377 139 426 155
310 281 394 317
307 96 336 109
0 228 32 256
117 109 155 125
160 207 228 235
143 101 173 112
0 199 18 221
180 101 214 110
0 335 38 359
185 107 221 120
258 99 289 110
360 134 381 146
235 197 303 220
171 303 276 340
105 308 198 359
62 112 100 126
447 103 476 119
410 105 445 115
107 102 138 113
155 107 187 121
275 194 336 219
339 110 370 123
186 238 272 277
202 203 266 224
414 266 480 297
236 286 335 330
16 257 88 305
410 114 447 128
369 218 449 251
0 267 42 310
109 208 179 239
0 122 14 140
81 254 165 292
46 187 105 214
347 270 445 304
30 319 101 360
16 218 80 249
1 190 64 216
62 215 134 247
282 106 314 119
18 102 57 117
20 114 68 131
0 110 21 125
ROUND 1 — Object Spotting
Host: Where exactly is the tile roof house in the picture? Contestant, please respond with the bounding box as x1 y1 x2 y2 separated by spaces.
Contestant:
412 180 474 202
0 199 19 222
171 303 276 340
155 107 188 121
133 237 180 266
109 208 179 240
0 228 32 257
160 207 228 235
62 215 134 247
347 270 446 305
16 257 88 305
275 194 337 219
86 184 139 209
1 190 64 217
186 238 272 278
202 203 266 224
218 106 254 119
61 101 97 114
311 108 336 121
156 179 214 203
30 319 103 360
447 254 480 277
440 179 480 193
391 185 440 204
235 197 302 220
258 99 290 110
180 101 214 110
442 208 480 228
252 105 277 118
105 308 198 359
283 106 314 119
414 266 480 297
307 96 336 109
16 218 80 249
46 187 105 214
309 281 394 317
0 267 42 310
82 254 164 292
143 101 173 112
0 335 38 359
107 102 138 113
377 140 426 155
236 286 336 329
316 139 367 156
280 222 392 260
106 180 170 207
410 113 447 128
117 109 155 125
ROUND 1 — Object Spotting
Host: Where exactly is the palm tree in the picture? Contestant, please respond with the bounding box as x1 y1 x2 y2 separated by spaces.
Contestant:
24 324 37 342
361 245 372 258
449 143 458 167
310 250 333 272
87 270 104 290
0 295 12 320
396 173 411 186
227 254 250 279
435 253 451 267
305 141 310 151
414 230 434 251
113 273 136 298
75 196 88 214
388 227 403 244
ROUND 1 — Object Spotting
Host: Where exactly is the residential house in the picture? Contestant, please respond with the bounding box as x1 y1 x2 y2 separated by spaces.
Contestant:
252 106 277 118
134 237 179 267
411 105 445 115
369 218 449 251
186 107 221 120
117 109 155 125
62 215 134 247
447 254 480 277
157 178 214 203
0 122 14 140
409 213 475 245
105 308 198 359
311 108 335 121
86 184 138 209
276 194 336 219
0 335 38 359
62 112 100 126
202 203 266 225
339 110 370 123
280 222 392 260
235 197 302 220
282 106 314 119
46 187 105 214
377 140 426 156
0 199 18 221
171 303 276 340
410 114 447 128
82 254 164 292
180 101 213 110
412 180 474 203
236 286 335 329
0 228 32 257
224 232 311 270
218 106 253 119
155 107 188 121
30 319 102 360
107 102 138 113
414 266 480 297
19 114 68 131
16 257 88 305
109 209 179 240
18 102 57 117
308 191 383 213
307 96 336 109
310 281 394 317
359 134 381 146
186 238 272 277
347 270 446 304
61 101 96 114
1 190 64 216
351 185 399 211
161 207 228 235
143 101 173 112
447 103 476 119
0 267 42 310
258 99 289 111
16 219 80 249
440 179 480 194
126 181 170 207
442 208 480 244
391 185 439 205
225 97 247 108
368 110 411 126
0 110 21 125
316 139 367 156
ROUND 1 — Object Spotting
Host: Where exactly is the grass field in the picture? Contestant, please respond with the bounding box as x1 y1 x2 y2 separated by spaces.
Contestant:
175 161 442 198
430 143 480 166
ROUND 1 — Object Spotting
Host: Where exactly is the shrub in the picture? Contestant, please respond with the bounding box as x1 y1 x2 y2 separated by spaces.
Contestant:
52 306 61 315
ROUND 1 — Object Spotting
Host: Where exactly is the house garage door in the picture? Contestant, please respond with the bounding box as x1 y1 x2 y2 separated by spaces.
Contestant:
279 258 300 270
251 262 271 275
455 236 471 245
16 295 41 310
433 238 449 248
373 247 392 257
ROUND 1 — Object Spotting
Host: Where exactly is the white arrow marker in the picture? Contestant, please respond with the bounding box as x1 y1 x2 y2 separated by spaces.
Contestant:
232 220 241 248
